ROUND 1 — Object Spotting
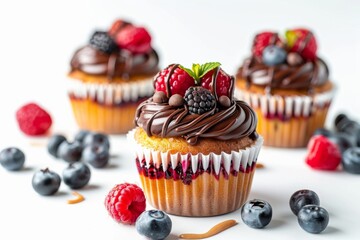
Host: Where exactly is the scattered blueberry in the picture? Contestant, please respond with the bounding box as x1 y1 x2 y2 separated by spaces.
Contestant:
289 189 320 215
312 128 333 138
47 134 67 158
328 132 355 153
57 141 83 163
32 168 61 196
297 205 329 234
136 210 172 240
74 130 91 143
82 144 109 168
334 113 360 147
241 199 272 229
0 147 25 171
262 45 287 66
62 162 91 189
342 147 360 174
83 133 110 150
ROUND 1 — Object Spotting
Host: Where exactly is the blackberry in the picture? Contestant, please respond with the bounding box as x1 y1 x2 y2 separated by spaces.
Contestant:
89 31 118 54
184 87 216 115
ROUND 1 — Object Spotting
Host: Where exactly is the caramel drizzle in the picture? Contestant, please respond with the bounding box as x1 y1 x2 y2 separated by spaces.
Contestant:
179 219 237 239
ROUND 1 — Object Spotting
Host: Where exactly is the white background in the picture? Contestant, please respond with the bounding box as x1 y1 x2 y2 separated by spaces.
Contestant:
0 0 359 239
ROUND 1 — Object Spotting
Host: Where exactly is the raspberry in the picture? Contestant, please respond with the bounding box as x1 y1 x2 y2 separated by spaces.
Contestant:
286 28 317 61
305 135 341 171
108 19 130 37
104 183 146 225
252 32 281 58
16 103 52 136
89 31 118 54
184 87 216 115
201 68 232 97
154 65 195 97
115 26 152 54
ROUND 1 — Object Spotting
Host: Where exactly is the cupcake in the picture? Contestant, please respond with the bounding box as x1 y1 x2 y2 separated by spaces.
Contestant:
128 62 263 217
68 19 159 134
235 28 335 148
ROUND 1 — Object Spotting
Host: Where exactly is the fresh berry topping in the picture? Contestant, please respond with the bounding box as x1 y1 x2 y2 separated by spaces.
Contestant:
62 162 91 189
83 133 110 150
305 135 341 171
82 144 109 168
262 45 287 66
47 134 67 158
89 31 118 54
241 199 272 229
297 205 329 234
289 189 320 215
342 147 360 174
32 168 61 196
115 26 151 54
154 65 195 97
286 28 317 61
136 210 172 240
74 130 91 143
201 68 232 98
108 19 130 37
0 147 25 171
57 141 83 163
152 91 168 104
104 183 146 225
184 87 216 115
252 32 281 58
16 103 52 136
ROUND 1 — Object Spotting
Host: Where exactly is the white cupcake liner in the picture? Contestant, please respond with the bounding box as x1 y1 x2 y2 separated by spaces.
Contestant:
67 77 154 105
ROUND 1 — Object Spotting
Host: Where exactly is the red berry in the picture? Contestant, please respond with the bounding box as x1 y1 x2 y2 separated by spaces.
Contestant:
305 135 341 171
286 28 317 61
108 19 130 37
252 32 282 58
104 183 146 225
201 68 232 97
154 65 195 97
115 26 152 54
16 103 52 136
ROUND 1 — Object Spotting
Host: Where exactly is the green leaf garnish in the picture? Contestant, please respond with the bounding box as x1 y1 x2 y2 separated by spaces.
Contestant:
285 30 298 48
179 62 221 85
198 62 221 78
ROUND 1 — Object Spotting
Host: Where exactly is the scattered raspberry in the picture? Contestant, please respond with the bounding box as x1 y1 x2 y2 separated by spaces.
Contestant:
184 87 216 114
252 32 282 58
16 103 52 136
115 26 152 54
201 68 232 97
108 19 130 37
305 135 341 171
154 65 195 97
286 28 317 61
104 183 146 225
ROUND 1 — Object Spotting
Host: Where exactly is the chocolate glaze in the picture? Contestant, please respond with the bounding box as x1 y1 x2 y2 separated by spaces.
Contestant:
70 46 159 80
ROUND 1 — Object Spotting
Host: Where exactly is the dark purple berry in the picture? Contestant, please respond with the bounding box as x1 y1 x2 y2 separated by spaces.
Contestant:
74 130 91 143
82 144 109 168
57 141 83 163
62 162 91 189
136 210 172 240
32 168 61 196
89 31 118 54
241 199 272 229
47 134 67 158
184 87 216 115
334 113 360 146
83 133 110 150
289 189 320 215
342 147 360 174
0 147 25 171
328 132 355 153
298 205 329 234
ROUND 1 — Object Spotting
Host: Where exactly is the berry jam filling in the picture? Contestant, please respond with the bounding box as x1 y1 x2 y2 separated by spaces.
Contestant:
136 157 255 185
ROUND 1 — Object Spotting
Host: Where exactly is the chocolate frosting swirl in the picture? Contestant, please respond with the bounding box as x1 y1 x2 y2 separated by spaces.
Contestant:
237 57 329 91
135 99 257 145
70 46 159 80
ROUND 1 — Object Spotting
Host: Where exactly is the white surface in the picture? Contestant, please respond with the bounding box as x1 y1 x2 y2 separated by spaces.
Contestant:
0 0 360 239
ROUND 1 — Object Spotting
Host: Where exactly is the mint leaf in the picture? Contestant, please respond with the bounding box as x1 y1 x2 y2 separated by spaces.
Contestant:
179 65 196 79
285 30 298 48
192 63 201 80
198 62 221 78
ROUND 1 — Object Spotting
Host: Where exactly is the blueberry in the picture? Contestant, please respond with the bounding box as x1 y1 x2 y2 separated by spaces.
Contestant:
342 147 360 174
328 132 355 153
32 168 61 196
312 128 333 138
62 162 91 189
74 130 91 143
136 210 172 240
57 141 83 163
83 133 110 150
297 205 329 234
0 147 25 171
82 144 109 168
47 134 67 158
262 45 287 66
289 189 320 215
241 199 272 229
